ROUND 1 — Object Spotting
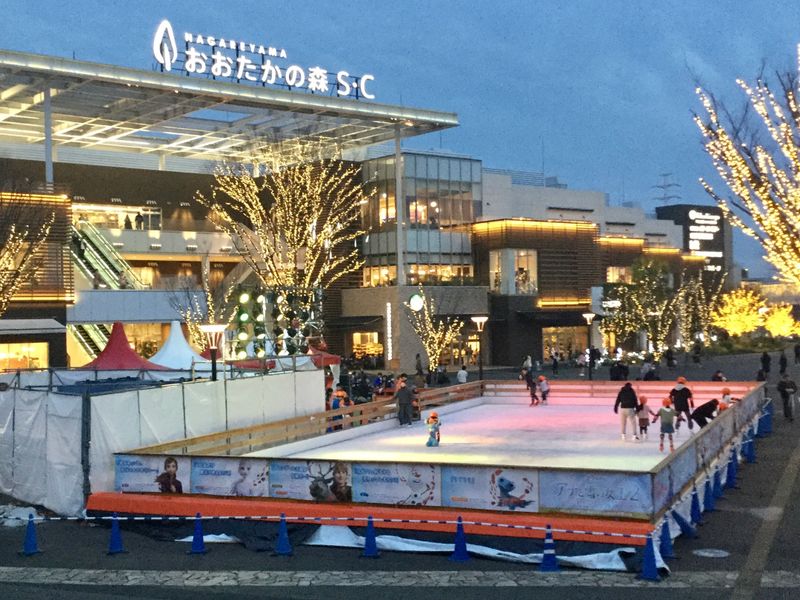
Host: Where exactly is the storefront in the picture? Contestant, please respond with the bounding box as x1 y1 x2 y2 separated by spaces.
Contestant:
0 319 67 370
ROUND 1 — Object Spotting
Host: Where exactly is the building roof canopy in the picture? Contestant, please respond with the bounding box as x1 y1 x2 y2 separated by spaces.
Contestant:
0 50 457 163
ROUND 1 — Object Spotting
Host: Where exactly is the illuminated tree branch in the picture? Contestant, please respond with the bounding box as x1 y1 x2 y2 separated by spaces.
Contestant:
404 286 464 368
710 287 766 337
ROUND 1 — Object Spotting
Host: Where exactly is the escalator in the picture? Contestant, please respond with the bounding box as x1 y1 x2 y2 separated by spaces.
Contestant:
70 221 145 290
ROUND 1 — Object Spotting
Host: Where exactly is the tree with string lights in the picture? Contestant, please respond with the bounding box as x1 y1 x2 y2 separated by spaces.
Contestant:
404 286 465 369
710 287 766 337
762 302 800 338
694 60 800 284
196 140 368 353
0 194 54 318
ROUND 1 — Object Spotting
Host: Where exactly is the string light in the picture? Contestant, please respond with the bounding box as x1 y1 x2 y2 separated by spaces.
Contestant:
710 288 766 336
695 57 800 285
404 286 464 367
196 139 368 353
762 302 800 337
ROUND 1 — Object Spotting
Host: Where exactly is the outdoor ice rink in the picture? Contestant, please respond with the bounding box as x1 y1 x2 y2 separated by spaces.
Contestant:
248 401 697 472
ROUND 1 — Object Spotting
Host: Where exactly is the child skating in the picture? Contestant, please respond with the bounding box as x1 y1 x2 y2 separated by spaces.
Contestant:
425 412 441 447
637 395 650 440
651 398 677 452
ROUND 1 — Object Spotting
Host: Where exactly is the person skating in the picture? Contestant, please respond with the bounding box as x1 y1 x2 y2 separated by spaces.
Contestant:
637 395 651 440
394 374 415 426
669 376 694 433
425 412 441 447
537 375 550 405
651 398 677 452
614 381 640 441
690 398 720 429
777 373 798 422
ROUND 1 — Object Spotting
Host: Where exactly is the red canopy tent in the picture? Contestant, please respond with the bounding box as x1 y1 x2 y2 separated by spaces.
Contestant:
80 322 167 370
308 350 341 368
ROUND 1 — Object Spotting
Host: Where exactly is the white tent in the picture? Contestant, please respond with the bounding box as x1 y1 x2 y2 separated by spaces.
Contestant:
149 321 211 371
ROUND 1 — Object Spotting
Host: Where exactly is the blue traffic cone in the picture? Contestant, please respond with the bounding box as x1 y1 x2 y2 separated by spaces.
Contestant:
187 513 207 555
659 520 675 560
20 514 40 556
539 524 560 572
361 515 379 558
449 517 470 562
762 403 773 435
690 486 704 525
107 513 126 555
703 478 716 512
671 509 697 539
745 431 757 464
274 513 293 556
637 534 661 582
713 467 723 499
726 448 739 489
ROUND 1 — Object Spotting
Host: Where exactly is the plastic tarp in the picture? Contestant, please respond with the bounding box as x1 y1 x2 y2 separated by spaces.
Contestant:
304 525 640 571
184 380 226 437
0 389 14 495
263 372 297 422
44 394 84 515
89 391 141 494
80 322 167 370
295 370 325 416
149 321 211 371
225 377 268 430
11 390 48 506
138 385 186 446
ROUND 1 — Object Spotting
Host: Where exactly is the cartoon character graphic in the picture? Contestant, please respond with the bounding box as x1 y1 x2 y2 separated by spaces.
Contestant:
398 465 437 505
307 461 352 502
426 412 441 447
490 470 535 510
230 460 268 497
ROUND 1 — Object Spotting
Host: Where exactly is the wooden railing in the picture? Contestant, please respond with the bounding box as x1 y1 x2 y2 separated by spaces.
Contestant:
128 381 486 457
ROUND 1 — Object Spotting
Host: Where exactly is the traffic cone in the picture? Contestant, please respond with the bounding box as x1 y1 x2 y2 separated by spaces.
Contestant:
725 447 739 489
659 520 675 560
745 430 757 464
703 478 716 512
690 486 704 525
539 524 560 572
449 516 470 562
713 467 723 499
274 513 293 556
637 534 661 582
20 514 40 556
107 513 126 555
187 513 207 555
671 509 697 539
361 515 379 558
761 402 773 435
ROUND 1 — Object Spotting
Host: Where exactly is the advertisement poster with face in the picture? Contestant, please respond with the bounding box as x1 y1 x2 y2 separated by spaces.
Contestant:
441 466 539 512
115 454 191 494
352 463 440 506
269 460 352 502
190 457 269 497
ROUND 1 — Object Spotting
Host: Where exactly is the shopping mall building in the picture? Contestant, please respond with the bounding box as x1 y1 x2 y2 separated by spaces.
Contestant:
0 25 733 372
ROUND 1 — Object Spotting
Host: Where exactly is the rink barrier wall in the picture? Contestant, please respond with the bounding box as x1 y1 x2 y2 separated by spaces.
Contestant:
111 380 764 521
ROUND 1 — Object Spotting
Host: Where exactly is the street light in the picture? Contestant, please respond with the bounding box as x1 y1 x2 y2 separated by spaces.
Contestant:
199 323 228 382
470 315 489 381
582 312 596 381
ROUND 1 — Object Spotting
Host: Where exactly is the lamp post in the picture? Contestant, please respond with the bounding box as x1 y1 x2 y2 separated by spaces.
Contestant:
582 312 596 381
470 315 489 381
199 323 228 382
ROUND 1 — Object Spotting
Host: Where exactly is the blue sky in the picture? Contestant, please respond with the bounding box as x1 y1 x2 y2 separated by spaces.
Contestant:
4 0 800 278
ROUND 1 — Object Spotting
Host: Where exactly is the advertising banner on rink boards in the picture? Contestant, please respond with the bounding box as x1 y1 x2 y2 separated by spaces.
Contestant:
269 460 353 502
115 454 191 494
441 466 539 512
352 463 441 506
539 470 653 516
190 457 269 497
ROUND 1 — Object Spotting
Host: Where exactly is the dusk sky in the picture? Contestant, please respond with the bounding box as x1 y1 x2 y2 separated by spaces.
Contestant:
4 0 800 278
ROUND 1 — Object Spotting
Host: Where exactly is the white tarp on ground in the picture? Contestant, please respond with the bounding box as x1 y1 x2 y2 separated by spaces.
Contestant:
303 525 652 571
149 321 211 371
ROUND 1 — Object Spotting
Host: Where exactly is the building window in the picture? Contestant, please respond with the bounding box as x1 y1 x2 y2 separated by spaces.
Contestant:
490 249 538 295
362 265 396 287
514 250 537 294
606 266 633 284
351 332 383 358
0 342 49 370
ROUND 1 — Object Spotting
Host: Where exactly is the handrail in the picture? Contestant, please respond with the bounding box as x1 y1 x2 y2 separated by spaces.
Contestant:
75 221 146 289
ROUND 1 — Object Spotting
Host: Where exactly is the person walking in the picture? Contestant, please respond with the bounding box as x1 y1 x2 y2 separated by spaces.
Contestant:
777 373 798 422
670 376 695 433
794 342 800 365
456 365 468 384
614 382 640 442
761 351 772 376
394 374 415 426
779 350 788 376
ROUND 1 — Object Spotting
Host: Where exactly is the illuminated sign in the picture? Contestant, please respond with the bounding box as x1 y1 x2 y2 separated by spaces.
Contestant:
687 209 724 272
152 19 375 100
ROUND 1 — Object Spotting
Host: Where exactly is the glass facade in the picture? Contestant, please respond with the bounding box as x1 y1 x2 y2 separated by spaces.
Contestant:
360 152 481 286
0 342 49 370
489 249 538 295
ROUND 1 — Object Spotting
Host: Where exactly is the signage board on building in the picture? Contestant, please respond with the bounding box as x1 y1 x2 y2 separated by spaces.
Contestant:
655 204 728 274
152 19 375 100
